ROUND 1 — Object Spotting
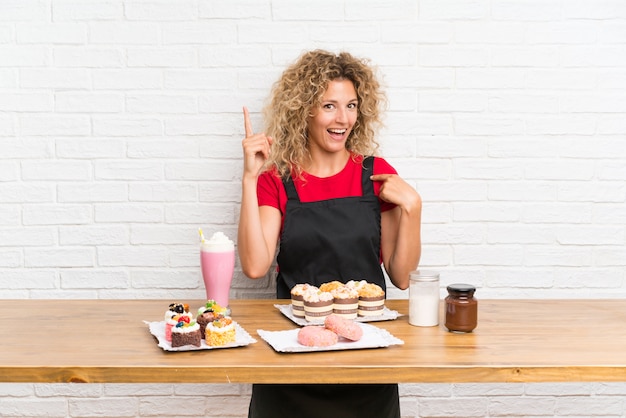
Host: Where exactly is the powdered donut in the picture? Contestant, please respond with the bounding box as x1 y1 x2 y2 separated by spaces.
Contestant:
324 314 363 341
297 326 339 347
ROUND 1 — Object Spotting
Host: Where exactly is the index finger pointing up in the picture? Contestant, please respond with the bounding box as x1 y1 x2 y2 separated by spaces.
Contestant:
243 106 254 137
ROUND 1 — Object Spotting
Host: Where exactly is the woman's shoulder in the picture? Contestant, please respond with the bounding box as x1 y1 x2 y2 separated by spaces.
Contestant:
259 165 281 181
257 166 284 208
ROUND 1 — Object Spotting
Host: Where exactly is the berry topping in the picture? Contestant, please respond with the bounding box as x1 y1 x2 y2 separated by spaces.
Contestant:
168 302 185 314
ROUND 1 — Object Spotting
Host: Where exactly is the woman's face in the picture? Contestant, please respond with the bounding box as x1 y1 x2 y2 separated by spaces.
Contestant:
306 79 358 155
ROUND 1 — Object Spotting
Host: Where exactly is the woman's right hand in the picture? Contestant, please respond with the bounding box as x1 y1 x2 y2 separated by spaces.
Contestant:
239 107 281 279
242 106 273 179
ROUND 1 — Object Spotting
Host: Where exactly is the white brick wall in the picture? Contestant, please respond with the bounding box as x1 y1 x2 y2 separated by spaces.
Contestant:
1 0 625 416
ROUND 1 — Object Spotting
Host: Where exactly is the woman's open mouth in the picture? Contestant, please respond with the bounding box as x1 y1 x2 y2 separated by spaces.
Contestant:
327 128 347 140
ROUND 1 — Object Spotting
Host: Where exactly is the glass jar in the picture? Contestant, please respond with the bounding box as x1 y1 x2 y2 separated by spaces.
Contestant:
408 270 440 327
445 284 477 333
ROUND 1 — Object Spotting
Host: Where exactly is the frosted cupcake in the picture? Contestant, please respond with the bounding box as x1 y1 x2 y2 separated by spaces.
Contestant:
331 285 359 320
290 284 315 318
303 290 334 323
357 283 385 317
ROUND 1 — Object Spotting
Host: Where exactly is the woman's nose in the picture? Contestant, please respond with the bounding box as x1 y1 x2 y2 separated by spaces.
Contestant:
335 107 348 123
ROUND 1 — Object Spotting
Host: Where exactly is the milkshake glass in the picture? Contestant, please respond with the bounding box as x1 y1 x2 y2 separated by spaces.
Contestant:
200 231 235 311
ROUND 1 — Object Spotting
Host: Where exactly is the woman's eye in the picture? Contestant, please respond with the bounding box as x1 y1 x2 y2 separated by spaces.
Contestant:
323 103 334 110
348 103 357 109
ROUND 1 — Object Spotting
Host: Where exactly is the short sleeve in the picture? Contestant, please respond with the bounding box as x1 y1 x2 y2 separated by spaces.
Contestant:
256 169 287 216
257 172 279 208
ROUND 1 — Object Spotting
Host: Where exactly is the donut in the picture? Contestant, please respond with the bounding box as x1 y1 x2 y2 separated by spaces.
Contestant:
297 326 338 347
324 314 363 341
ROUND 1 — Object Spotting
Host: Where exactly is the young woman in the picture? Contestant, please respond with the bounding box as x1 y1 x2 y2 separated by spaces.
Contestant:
238 49 422 418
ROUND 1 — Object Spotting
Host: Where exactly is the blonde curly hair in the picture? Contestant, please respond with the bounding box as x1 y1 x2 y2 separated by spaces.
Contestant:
262 49 386 179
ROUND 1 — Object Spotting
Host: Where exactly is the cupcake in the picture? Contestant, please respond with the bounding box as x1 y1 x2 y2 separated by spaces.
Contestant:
171 320 201 348
331 285 359 320
357 283 385 317
303 290 334 323
290 284 315 318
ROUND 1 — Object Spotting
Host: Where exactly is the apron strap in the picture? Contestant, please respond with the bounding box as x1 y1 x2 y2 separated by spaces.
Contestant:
283 176 300 202
361 156 375 196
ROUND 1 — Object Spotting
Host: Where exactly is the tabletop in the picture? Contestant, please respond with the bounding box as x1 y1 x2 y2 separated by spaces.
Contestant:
2 299 626 384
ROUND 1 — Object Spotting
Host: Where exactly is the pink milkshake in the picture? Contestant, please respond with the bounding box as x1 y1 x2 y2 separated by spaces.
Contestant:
200 231 235 309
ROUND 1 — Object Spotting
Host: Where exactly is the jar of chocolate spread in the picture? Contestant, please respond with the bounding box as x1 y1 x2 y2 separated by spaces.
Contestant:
445 284 477 333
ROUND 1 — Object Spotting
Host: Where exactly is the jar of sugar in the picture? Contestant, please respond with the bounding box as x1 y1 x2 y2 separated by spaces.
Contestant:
408 270 440 327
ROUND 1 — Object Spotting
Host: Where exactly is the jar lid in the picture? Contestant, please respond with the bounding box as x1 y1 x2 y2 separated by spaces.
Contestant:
409 270 440 282
446 283 476 293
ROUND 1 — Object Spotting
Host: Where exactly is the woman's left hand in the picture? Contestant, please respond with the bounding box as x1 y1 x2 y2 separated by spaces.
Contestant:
370 174 421 213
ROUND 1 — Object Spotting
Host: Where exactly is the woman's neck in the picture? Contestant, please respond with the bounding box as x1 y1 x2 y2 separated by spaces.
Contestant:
303 149 351 178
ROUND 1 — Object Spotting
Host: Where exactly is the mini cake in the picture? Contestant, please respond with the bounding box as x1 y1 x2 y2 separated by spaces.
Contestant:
171 320 201 348
357 283 385 317
325 314 363 341
290 284 314 318
297 325 338 347
197 300 226 339
164 303 192 342
205 317 236 347
303 290 334 323
331 285 359 320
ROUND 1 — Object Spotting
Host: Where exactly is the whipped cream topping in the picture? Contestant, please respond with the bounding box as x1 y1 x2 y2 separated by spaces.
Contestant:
291 283 315 296
303 290 333 303
171 321 200 333
206 317 235 333
346 280 367 290
200 231 234 252
331 285 358 299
